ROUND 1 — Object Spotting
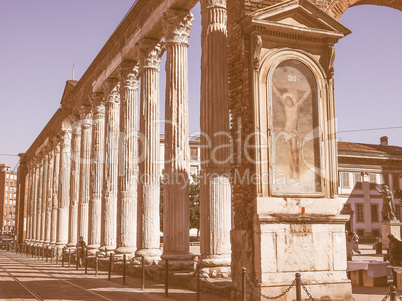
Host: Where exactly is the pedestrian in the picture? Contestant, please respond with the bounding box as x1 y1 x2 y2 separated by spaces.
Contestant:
346 231 361 261
387 234 402 285
351 231 359 246
76 236 86 267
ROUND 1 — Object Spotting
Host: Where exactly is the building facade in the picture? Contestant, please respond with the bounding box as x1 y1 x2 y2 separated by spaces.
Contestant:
0 164 17 237
339 136 402 239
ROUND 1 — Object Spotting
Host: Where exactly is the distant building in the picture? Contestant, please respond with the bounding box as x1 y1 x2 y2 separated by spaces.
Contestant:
0 164 17 236
338 136 402 240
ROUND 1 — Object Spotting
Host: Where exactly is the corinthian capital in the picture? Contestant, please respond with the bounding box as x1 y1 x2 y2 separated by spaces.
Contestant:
103 79 120 105
162 9 194 45
119 61 140 90
89 92 105 115
137 39 164 71
201 0 227 8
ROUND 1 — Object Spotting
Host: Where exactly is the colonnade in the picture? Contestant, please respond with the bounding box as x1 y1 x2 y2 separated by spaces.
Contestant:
23 1 231 274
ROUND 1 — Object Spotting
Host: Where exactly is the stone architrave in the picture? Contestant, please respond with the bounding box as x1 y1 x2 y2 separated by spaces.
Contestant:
161 9 194 269
50 139 60 246
56 126 72 248
88 93 105 253
67 119 81 249
200 0 231 276
36 158 43 245
78 105 92 243
40 152 48 245
116 63 140 256
45 148 54 245
136 41 163 263
100 80 120 254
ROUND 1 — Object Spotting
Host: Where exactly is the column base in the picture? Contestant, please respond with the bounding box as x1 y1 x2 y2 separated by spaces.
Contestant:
135 248 162 264
115 246 136 257
99 245 116 256
160 252 194 270
87 244 100 256
66 242 77 251
200 254 231 278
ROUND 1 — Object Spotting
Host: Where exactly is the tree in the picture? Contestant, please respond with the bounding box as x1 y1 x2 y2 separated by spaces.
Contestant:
189 174 200 238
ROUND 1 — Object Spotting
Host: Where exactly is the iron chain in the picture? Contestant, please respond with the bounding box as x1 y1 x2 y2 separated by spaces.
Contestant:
381 293 390 301
396 292 402 300
246 274 295 300
300 281 315 301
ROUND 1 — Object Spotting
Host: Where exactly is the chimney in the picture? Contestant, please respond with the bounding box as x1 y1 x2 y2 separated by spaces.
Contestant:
380 136 388 146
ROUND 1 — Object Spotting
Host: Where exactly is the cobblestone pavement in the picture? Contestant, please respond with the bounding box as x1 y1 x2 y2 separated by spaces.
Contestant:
0 250 230 301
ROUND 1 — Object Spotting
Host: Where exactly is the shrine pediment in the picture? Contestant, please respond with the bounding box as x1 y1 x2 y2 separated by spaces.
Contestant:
242 0 351 40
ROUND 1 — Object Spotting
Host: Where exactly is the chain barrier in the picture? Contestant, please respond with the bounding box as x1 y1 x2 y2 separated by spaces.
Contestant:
381 293 390 301
300 280 315 301
144 266 154 278
246 273 296 300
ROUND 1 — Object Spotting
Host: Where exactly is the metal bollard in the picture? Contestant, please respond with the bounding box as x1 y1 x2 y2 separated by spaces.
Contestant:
196 263 201 301
295 273 302 301
141 256 145 290
390 285 397 301
165 259 169 297
50 247 53 264
123 254 127 285
32 245 34 258
85 250 88 274
62 249 65 267
68 249 71 269
95 253 99 277
108 253 113 280
76 250 79 270
56 247 59 265
242 267 246 301
46 247 49 262
42 247 44 261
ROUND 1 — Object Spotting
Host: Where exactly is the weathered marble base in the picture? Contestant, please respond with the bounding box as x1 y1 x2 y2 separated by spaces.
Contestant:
115 246 136 257
381 220 402 249
86 244 100 255
160 253 194 271
135 248 162 264
200 254 231 278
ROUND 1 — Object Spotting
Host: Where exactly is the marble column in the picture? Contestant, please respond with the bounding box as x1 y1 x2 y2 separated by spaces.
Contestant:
116 63 139 256
57 126 72 247
79 105 92 244
26 166 34 242
199 0 231 275
36 160 43 244
50 139 60 246
136 41 163 262
161 9 194 269
40 152 48 245
100 80 120 254
45 148 54 245
88 93 105 253
67 120 81 249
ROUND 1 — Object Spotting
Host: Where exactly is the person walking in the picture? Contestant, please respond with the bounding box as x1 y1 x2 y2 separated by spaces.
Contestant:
76 236 86 267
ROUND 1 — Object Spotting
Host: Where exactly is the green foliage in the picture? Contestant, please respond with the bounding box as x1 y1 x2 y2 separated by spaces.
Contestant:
189 174 200 233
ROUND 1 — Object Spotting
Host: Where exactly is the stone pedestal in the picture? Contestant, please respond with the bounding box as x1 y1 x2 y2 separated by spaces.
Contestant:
381 220 402 249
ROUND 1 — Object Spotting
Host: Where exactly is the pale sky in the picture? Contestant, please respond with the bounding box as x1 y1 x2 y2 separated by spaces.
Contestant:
0 1 401 170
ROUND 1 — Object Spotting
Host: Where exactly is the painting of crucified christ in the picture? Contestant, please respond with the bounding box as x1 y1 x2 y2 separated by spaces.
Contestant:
271 59 322 195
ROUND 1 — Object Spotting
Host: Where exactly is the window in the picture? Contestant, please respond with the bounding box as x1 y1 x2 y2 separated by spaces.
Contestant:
396 206 401 221
357 229 364 237
384 174 389 186
354 173 361 184
393 174 400 191
369 174 377 184
371 204 379 222
372 229 380 237
342 173 350 188
190 148 198 161
356 204 364 222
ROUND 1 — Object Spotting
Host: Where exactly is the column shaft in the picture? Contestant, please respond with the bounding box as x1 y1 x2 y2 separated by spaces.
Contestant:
40 154 48 244
79 105 92 243
36 160 43 244
200 0 231 273
116 64 140 256
45 149 54 244
162 9 194 269
57 128 72 247
26 167 34 242
101 82 120 254
136 42 163 262
68 121 81 249
88 94 105 252
51 141 60 246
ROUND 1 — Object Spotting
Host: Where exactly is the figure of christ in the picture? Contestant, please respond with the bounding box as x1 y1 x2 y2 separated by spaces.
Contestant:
273 84 311 182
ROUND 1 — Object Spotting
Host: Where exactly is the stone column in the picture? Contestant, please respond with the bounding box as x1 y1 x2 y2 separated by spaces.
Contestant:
36 159 43 244
79 105 92 243
88 93 105 253
199 0 231 276
26 165 34 242
67 120 81 249
40 152 48 245
50 139 60 246
57 126 72 247
100 80 120 254
115 63 139 256
45 148 54 245
136 41 163 262
161 9 194 269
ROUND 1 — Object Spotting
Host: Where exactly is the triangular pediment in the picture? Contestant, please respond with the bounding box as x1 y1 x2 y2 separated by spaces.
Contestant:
243 0 351 39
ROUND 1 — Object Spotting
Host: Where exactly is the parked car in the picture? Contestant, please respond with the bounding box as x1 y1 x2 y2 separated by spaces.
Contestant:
0 238 14 250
